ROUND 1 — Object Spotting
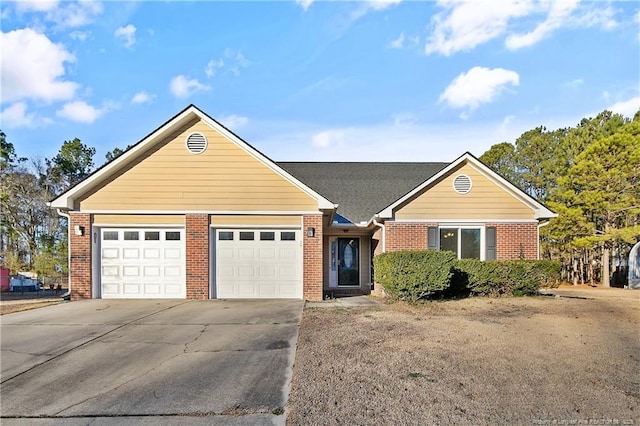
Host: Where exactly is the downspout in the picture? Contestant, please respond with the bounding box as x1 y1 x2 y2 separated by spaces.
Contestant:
537 220 551 260
56 209 72 298
372 216 386 253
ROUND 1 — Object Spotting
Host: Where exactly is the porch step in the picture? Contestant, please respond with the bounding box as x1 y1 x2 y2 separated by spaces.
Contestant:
324 288 370 299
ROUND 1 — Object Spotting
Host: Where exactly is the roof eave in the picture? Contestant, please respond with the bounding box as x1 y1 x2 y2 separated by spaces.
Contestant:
50 105 336 212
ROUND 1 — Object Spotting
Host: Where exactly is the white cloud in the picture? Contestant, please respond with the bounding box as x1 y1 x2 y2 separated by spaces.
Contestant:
505 0 579 50
607 96 640 118
351 0 402 21
169 75 211 99
69 30 90 41
390 32 405 49
15 0 59 13
312 130 346 148
425 0 533 56
296 0 313 11
21 1 104 29
56 100 105 123
1 102 37 128
439 66 520 113
425 0 619 55
131 91 154 104
224 49 250 76
564 78 584 89
205 58 224 78
366 0 402 11
0 28 78 104
218 114 249 131
253 119 525 162
114 24 136 49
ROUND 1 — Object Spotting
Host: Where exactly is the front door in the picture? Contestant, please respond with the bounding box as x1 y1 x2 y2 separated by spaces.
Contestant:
338 237 359 286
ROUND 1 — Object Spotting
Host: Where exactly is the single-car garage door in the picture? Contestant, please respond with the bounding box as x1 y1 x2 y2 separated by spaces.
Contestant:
100 228 186 299
215 228 303 299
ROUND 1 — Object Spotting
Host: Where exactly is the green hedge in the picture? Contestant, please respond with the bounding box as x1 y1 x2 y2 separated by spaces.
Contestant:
374 250 561 300
374 250 456 302
455 259 561 296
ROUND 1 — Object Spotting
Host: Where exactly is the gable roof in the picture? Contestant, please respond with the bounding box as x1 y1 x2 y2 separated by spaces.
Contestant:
277 162 448 224
377 152 557 220
50 105 335 211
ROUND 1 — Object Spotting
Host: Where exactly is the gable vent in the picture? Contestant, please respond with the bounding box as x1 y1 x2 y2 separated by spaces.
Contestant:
453 174 472 194
185 132 207 154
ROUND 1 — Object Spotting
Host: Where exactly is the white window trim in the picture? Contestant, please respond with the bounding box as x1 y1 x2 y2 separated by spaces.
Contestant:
437 225 485 261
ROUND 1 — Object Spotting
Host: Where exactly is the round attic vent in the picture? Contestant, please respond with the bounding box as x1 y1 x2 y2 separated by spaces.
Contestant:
453 174 472 194
185 132 207 154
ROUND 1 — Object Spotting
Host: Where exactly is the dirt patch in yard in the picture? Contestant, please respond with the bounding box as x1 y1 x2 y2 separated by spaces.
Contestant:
0 301 62 315
287 296 639 425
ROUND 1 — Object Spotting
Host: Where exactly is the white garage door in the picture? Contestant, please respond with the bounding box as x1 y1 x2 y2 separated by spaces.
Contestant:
215 229 303 299
100 228 186 299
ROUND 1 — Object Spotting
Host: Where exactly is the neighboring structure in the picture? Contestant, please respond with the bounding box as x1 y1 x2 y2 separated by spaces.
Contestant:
50 105 556 301
629 241 640 289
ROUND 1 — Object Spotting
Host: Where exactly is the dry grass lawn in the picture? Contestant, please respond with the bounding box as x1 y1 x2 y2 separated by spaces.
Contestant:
287 296 639 425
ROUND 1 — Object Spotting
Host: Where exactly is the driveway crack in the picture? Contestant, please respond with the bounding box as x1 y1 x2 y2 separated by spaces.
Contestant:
184 324 208 353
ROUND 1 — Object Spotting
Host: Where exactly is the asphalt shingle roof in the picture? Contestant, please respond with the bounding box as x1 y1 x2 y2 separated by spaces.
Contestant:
277 162 449 223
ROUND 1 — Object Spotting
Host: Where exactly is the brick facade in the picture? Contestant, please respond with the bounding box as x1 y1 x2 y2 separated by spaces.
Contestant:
381 221 539 260
488 222 538 260
185 214 209 299
385 222 433 252
69 213 92 301
303 214 323 301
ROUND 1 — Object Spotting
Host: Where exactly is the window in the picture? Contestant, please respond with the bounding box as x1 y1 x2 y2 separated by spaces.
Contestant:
281 232 296 241
165 231 181 241
430 226 483 260
239 232 254 241
124 231 139 241
260 232 275 241
218 231 234 241
145 231 160 241
103 231 118 241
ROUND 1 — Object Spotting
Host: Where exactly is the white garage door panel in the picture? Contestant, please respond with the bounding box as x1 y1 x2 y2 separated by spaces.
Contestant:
100 228 185 299
215 228 303 299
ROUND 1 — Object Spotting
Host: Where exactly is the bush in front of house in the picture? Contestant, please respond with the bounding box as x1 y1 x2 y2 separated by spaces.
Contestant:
454 259 562 296
374 250 562 300
374 250 457 302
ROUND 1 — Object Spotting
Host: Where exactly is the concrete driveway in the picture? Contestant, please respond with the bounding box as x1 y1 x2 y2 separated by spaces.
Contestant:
0 299 304 425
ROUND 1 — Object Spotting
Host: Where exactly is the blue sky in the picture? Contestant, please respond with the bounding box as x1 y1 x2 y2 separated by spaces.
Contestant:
1 0 639 167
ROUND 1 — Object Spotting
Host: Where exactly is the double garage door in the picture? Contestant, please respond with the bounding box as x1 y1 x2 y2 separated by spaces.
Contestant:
99 227 302 299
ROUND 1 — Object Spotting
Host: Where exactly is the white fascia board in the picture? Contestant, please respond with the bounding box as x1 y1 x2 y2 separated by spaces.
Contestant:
50 107 198 210
51 105 335 212
378 153 556 220
196 111 335 210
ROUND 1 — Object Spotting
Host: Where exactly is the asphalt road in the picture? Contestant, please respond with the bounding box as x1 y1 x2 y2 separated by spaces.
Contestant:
0 299 304 425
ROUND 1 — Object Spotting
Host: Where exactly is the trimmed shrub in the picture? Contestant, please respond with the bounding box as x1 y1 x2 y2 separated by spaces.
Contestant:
375 250 562 299
374 250 456 302
454 259 561 296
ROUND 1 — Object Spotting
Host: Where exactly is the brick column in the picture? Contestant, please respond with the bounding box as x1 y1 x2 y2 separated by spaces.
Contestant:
303 214 323 301
70 213 92 301
186 214 209 299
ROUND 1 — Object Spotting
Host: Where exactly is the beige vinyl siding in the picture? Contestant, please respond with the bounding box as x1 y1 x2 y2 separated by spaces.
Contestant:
93 215 185 225
395 163 535 220
78 120 317 211
210 215 302 226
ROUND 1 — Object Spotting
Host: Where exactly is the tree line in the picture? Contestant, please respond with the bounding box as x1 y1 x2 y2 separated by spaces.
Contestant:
480 110 640 287
1 108 638 286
